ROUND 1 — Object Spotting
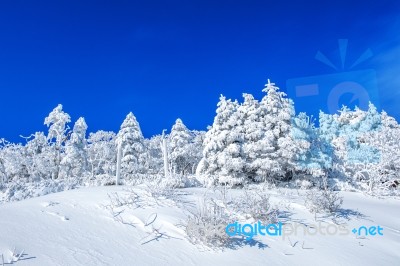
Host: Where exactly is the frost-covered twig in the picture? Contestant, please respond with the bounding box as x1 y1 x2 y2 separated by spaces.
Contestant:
288 237 298 248
16 249 24 262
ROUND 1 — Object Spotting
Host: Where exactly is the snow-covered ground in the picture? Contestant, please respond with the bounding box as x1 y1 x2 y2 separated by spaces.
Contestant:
0 186 399 266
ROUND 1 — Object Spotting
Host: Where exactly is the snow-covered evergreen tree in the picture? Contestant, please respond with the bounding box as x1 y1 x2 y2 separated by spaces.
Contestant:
169 118 197 175
116 112 147 183
256 80 296 181
197 95 246 185
292 113 332 180
239 93 263 181
61 117 88 179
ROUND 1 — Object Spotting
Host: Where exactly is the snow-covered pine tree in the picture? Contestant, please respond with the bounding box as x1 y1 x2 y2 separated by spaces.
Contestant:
44 104 71 180
115 112 147 184
169 118 196 175
61 117 88 179
291 112 333 181
256 80 296 181
197 95 246 186
239 93 264 181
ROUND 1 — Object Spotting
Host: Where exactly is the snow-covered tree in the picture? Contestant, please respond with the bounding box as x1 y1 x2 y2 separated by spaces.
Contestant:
191 130 206 173
61 117 88 179
239 93 263 181
197 95 246 185
350 110 400 194
0 140 28 182
115 112 147 183
24 132 54 181
292 113 333 180
256 80 296 181
145 134 164 175
169 118 197 175
0 140 7 184
87 130 116 180
318 102 385 191
44 104 71 179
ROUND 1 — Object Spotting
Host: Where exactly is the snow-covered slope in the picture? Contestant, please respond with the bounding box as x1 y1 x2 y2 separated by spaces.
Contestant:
0 186 399 266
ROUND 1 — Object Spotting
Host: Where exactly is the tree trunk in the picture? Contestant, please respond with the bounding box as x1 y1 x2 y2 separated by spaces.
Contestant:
161 130 169 178
116 143 122 185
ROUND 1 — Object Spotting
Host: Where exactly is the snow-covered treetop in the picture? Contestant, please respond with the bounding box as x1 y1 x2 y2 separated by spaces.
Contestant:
120 112 141 130
44 104 71 143
261 79 294 119
116 112 144 146
171 118 189 133
69 117 88 145
73 117 88 136
381 110 399 129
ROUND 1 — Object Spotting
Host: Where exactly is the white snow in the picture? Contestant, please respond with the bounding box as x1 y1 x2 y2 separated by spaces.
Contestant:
1 186 399 265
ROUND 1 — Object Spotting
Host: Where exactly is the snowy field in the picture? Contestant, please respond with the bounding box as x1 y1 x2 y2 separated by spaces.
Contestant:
1 186 399 266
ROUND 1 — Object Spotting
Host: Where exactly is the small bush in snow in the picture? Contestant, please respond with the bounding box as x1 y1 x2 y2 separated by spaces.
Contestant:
143 176 186 205
305 187 343 215
231 187 279 224
103 189 143 223
185 199 233 248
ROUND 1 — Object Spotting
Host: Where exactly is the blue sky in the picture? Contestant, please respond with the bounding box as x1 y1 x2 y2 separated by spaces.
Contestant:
0 0 399 142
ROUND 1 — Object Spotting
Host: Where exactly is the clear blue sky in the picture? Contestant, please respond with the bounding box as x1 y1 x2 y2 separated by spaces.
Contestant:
0 0 399 142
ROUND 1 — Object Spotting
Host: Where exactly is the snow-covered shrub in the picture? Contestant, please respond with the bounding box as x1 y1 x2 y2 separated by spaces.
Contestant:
103 189 143 223
0 179 79 202
85 174 116 186
185 199 233 248
293 178 314 189
142 176 183 204
158 174 201 189
230 187 278 224
305 186 343 215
